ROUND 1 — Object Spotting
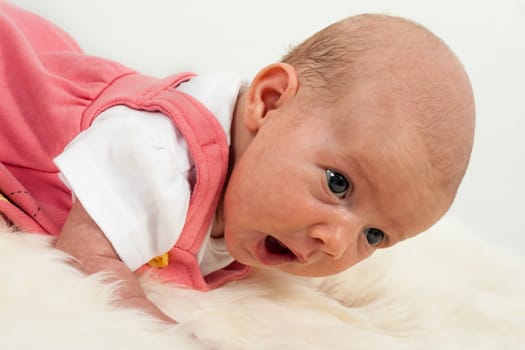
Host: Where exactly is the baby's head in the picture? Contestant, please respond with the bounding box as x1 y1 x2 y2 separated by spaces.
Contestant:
220 14 475 277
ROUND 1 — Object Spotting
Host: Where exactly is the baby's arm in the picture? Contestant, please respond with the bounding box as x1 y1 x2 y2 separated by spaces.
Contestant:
55 200 175 324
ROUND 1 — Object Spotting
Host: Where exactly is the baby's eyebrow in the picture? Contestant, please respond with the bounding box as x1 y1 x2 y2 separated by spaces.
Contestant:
340 154 377 194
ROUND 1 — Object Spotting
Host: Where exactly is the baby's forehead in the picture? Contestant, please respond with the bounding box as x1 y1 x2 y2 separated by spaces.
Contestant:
327 115 432 184
325 87 415 137
301 72 446 162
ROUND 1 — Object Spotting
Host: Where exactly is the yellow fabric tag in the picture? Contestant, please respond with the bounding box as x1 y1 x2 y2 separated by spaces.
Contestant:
0 193 8 202
147 252 169 268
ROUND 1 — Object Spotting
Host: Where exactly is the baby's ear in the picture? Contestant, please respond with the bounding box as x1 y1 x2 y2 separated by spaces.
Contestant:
243 63 299 132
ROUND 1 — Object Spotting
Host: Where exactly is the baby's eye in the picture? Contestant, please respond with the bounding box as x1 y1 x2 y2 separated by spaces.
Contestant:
363 227 385 246
325 169 352 198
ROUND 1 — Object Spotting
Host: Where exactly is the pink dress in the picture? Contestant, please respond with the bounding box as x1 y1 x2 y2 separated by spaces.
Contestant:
0 3 248 290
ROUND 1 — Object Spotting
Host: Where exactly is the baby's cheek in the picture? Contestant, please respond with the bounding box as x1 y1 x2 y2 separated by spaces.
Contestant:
340 244 375 272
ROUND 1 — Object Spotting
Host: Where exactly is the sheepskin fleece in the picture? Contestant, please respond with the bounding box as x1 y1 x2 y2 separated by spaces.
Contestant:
0 218 523 350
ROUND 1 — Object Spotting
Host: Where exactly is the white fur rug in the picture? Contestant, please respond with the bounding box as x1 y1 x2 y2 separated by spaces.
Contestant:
0 217 523 350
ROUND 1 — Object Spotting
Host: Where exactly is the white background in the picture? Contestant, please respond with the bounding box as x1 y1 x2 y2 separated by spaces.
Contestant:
10 0 525 256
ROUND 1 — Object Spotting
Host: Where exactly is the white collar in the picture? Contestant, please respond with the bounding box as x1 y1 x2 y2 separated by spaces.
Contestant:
176 72 245 145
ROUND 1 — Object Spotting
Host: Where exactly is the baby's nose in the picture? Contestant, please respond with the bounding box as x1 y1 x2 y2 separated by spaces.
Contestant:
308 222 355 260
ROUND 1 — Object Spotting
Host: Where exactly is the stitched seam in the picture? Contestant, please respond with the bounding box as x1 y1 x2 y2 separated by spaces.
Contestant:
3 191 41 218
80 71 137 127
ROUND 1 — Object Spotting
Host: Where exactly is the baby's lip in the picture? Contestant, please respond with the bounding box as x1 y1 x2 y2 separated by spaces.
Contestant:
254 235 309 266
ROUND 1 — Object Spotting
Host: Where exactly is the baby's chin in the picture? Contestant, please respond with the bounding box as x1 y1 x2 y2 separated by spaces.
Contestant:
244 257 349 278
273 264 347 278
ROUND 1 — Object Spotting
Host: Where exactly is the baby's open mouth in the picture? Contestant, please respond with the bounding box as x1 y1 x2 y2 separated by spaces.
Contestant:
264 235 296 260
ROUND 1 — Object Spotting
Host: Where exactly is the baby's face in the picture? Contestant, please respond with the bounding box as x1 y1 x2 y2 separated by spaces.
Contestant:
222 81 451 277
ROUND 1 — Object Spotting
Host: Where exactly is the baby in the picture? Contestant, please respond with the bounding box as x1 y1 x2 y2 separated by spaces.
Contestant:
0 3 475 323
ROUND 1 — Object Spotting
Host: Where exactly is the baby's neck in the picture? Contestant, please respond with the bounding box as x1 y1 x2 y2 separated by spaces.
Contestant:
211 88 246 240
211 204 225 238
